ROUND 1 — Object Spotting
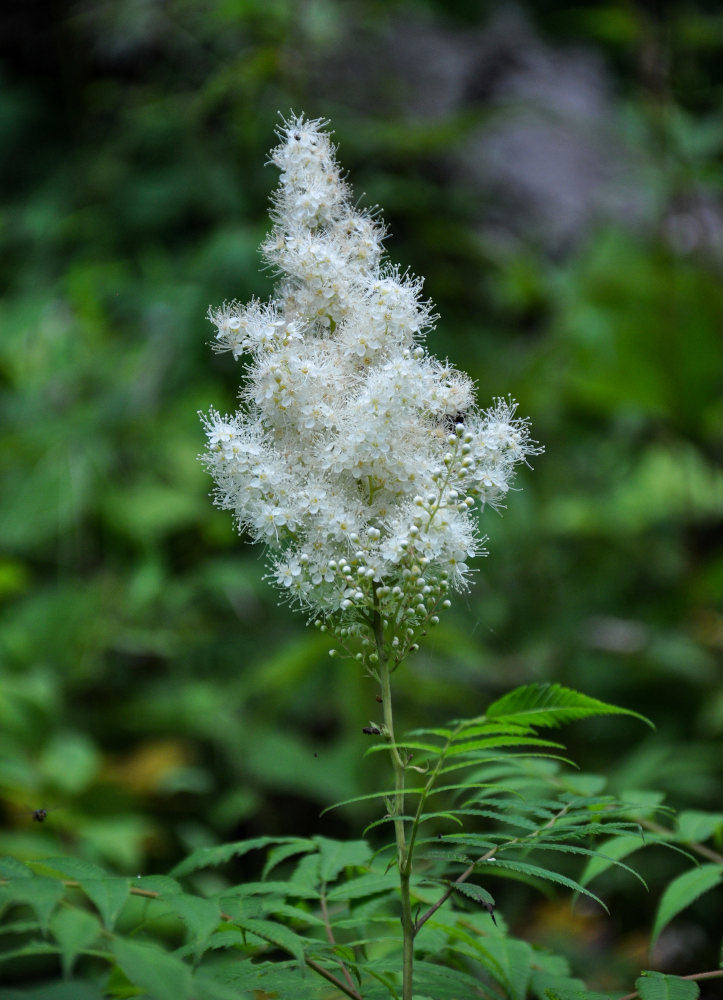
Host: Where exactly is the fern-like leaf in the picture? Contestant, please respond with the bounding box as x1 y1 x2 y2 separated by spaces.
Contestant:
486 683 652 730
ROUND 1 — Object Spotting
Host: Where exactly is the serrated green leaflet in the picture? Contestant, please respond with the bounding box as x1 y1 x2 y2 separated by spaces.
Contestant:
651 864 723 949
579 833 648 886
30 857 107 881
321 787 427 814
49 906 101 976
261 839 316 879
529 972 590 1000
78 877 129 929
326 870 398 900
0 857 33 879
450 880 496 920
676 810 723 844
473 934 533 1000
218 878 319 899
0 875 65 932
170 836 304 877
161 895 222 955
212 960 318 996
445 736 566 756
636 971 700 1000
113 937 193 1000
476 859 608 911
316 835 371 881
486 683 652 730
234 916 306 966
410 959 497 998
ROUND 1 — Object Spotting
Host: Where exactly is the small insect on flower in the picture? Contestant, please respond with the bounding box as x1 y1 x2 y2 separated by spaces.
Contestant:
443 411 466 432
362 723 382 736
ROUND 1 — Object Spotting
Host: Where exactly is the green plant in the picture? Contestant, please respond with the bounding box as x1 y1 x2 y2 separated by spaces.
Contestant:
1 108 721 999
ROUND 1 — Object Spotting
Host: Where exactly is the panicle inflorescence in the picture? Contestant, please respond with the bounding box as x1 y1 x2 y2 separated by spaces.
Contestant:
202 114 540 653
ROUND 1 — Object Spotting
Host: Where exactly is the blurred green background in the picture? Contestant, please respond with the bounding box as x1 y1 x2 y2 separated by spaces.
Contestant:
1 0 721 989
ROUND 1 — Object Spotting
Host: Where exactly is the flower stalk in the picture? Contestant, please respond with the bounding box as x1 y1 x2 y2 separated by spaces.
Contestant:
202 112 541 1000
373 605 414 999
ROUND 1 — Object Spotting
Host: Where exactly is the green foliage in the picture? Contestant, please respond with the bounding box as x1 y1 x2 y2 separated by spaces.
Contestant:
650 865 723 949
1 0 722 995
635 971 700 1000
2 688 721 997
485 684 653 730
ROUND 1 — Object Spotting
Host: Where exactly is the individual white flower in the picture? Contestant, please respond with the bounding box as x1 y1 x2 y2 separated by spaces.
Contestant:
201 113 541 648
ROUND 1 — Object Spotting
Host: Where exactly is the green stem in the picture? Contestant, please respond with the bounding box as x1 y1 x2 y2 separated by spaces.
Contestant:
373 606 414 1000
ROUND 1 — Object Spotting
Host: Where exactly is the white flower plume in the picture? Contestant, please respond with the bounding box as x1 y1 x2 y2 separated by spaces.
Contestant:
202 114 540 638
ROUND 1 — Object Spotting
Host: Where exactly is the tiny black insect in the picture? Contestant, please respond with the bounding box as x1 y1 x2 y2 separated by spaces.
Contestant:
20 805 60 823
362 724 382 736
443 411 466 431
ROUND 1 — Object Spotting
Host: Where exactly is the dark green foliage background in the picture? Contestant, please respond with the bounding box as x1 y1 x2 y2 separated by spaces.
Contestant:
1 0 721 990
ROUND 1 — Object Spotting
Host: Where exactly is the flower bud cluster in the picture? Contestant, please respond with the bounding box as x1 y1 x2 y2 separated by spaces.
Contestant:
202 115 540 633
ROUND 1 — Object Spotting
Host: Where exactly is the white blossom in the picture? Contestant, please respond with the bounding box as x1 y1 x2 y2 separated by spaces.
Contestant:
202 114 540 640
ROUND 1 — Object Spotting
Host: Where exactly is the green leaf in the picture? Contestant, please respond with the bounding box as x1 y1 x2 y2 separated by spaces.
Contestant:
466 935 532 1000
450 881 496 921
321 787 426 814
170 836 301 877
477 859 608 911
49 906 101 976
163 894 222 955
636 970 700 1000
325 870 398 901
210 959 310 995
113 937 193 1000
446 736 565 756
579 833 647 885
218 879 319 900
413 959 497 999
260 901 325 927
0 942 62 965
234 916 306 966
2 981 106 1000
0 857 33 879
363 740 444 757
651 864 723 948
0 876 65 931
676 811 723 844
290 852 321 890
191 967 261 1000
530 975 594 1000
79 877 129 929
316 836 371 882
486 684 652 730
133 875 183 895
31 857 107 881
262 839 316 879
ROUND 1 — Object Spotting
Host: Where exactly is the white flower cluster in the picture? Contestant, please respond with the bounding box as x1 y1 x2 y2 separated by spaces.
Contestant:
202 115 539 644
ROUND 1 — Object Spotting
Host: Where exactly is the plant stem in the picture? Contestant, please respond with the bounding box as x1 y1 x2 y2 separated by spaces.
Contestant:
320 890 362 998
373 606 414 1000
